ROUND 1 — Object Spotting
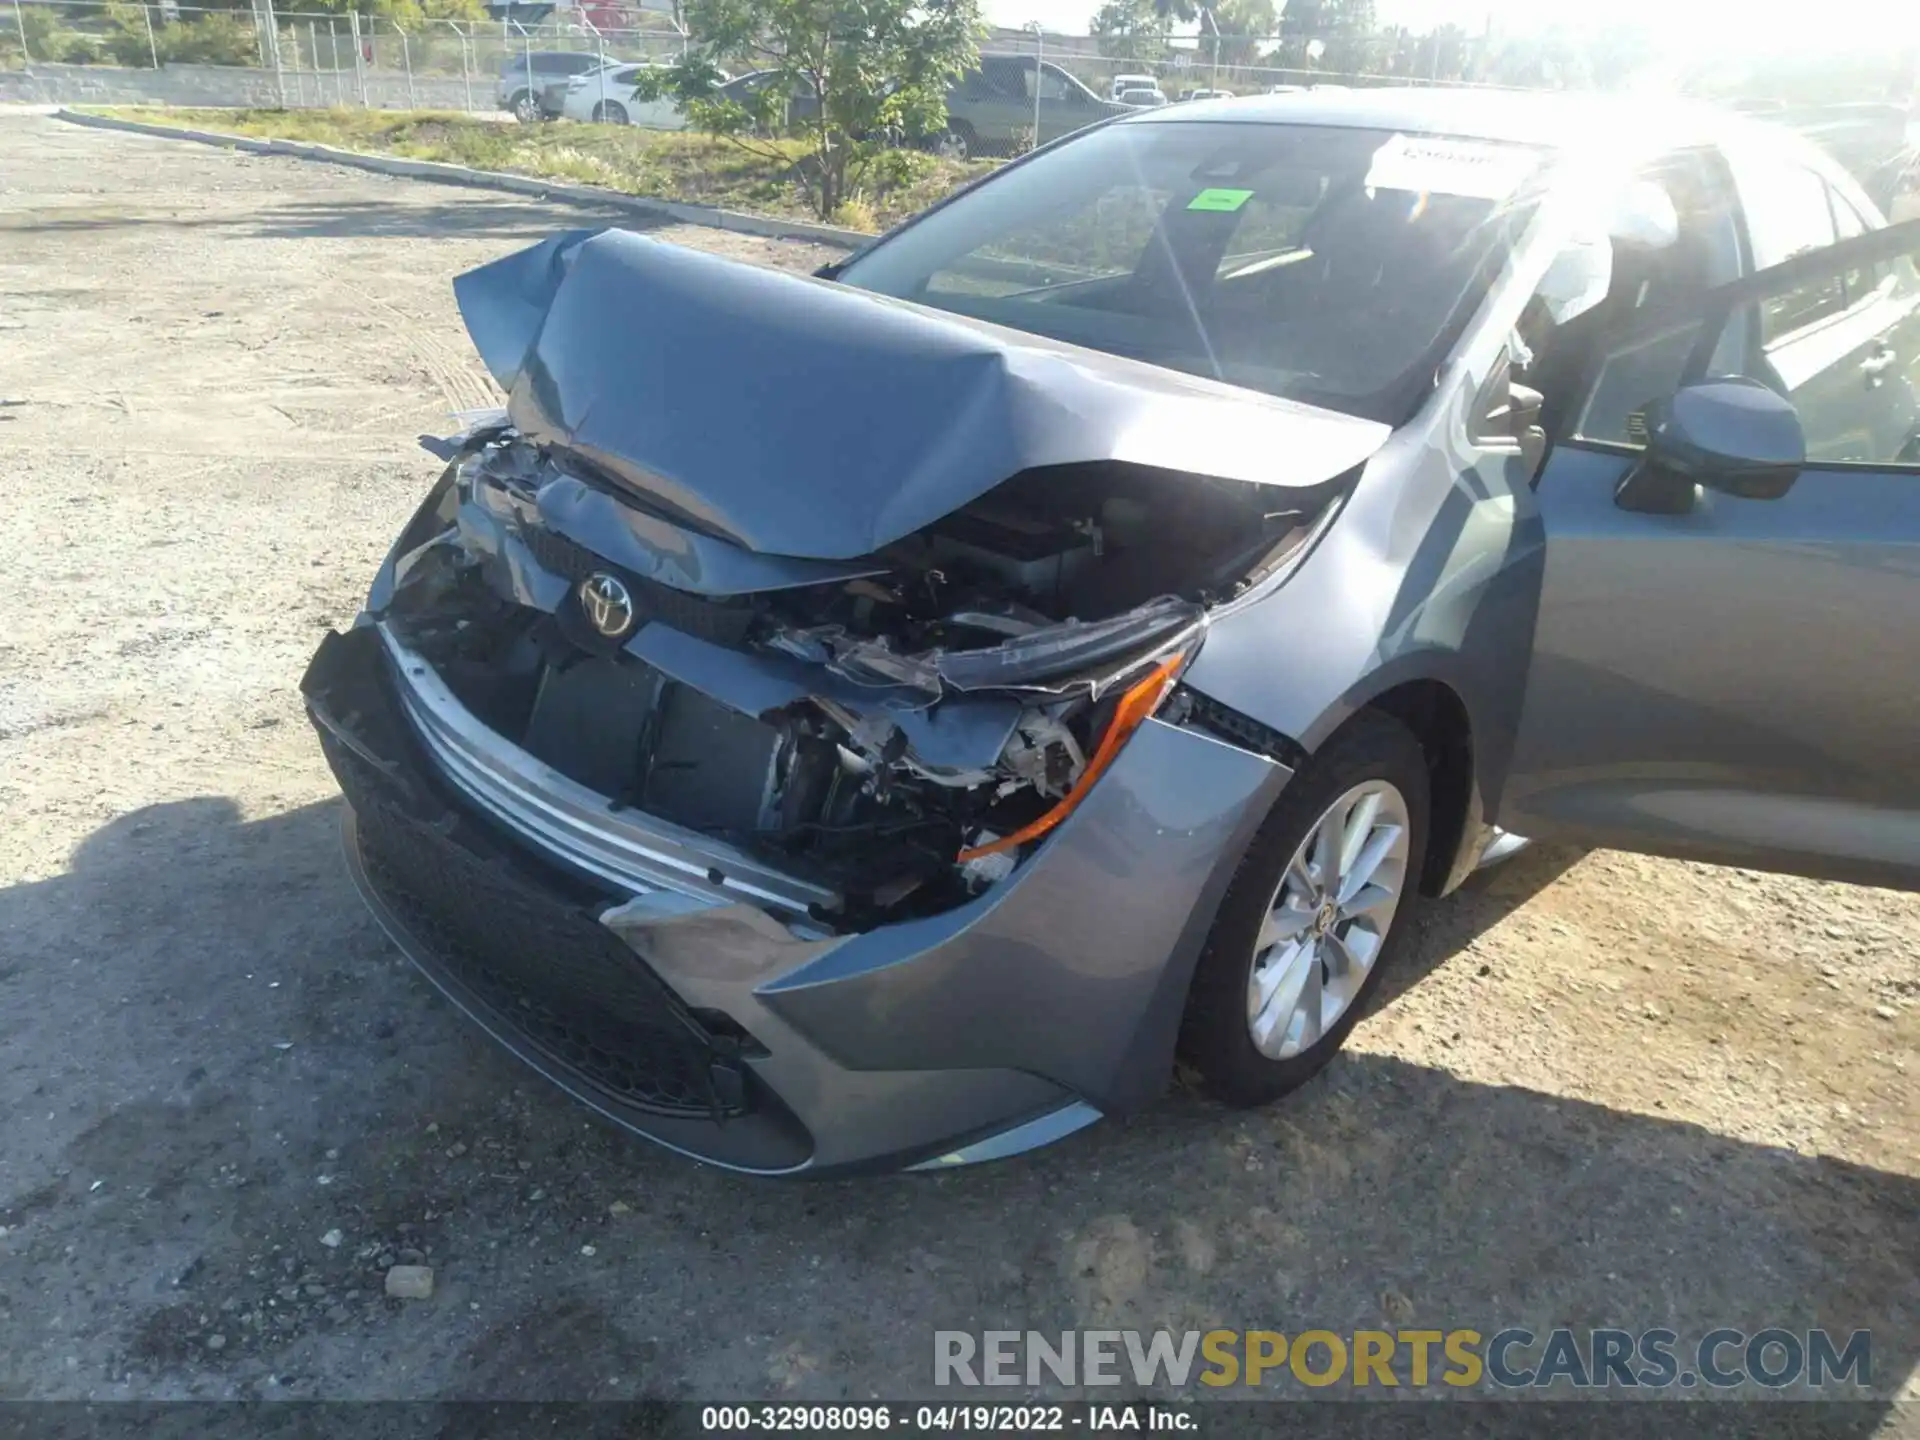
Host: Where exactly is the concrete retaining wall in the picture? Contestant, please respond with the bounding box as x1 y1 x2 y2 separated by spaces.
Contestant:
54 107 873 249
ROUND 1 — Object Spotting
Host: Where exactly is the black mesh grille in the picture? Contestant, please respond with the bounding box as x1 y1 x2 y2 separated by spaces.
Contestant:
346 772 747 1121
518 525 756 647
518 524 600 582
1179 689 1310 769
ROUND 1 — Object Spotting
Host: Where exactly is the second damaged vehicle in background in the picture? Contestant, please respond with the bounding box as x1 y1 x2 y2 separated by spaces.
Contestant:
306 89 1920 1174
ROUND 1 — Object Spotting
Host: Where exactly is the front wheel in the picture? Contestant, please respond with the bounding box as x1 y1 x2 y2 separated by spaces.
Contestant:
508 89 538 124
1178 711 1430 1107
591 101 629 126
930 123 974 160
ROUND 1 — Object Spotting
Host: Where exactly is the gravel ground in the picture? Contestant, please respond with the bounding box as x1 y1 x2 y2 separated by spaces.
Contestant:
0 112 1916 1412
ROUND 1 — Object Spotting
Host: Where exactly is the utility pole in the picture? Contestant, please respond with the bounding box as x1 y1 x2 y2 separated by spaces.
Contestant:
347 10 368 106
1024 20 1042 149
253 0 286 105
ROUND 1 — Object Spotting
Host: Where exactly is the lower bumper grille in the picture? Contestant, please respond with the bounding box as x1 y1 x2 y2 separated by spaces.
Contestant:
351 792 743 1119
303 626 753 1124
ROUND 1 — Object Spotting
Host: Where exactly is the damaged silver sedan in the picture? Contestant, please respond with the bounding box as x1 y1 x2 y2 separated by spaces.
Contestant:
305 88 1920 1172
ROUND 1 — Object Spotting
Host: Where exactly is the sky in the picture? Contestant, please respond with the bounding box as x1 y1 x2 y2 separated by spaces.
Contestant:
982 0 1920 58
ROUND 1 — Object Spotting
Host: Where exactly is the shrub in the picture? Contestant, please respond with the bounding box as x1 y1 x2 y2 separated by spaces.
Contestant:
829 192 880 232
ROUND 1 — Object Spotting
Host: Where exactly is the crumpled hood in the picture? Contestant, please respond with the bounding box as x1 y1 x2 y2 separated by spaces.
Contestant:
455 228 1392 562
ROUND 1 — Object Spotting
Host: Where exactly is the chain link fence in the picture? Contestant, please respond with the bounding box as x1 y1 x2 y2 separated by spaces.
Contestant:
3 0 1529 116
1 0 686 111
5 0 1915 123
975 27 1530 108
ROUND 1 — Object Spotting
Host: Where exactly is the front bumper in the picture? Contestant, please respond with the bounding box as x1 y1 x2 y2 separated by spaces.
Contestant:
303 624 1288 1175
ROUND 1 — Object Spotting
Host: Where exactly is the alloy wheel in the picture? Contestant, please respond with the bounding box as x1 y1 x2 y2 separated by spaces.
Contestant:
1245 779 1410 1060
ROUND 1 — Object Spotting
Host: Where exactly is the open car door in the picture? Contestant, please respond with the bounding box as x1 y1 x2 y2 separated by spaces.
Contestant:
1498 218 1920 889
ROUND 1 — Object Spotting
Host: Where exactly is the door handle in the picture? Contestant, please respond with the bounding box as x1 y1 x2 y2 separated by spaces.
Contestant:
1861 345 1898 386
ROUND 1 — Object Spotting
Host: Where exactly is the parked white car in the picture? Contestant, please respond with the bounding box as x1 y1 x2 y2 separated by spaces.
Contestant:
1108 73 1159 102
558 63 688 129
1117 86 1168 108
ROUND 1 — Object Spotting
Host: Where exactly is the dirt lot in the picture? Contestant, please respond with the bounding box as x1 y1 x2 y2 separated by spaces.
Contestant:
0 112 1915 1411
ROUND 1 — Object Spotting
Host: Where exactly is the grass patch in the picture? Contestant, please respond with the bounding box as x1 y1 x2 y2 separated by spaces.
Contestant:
89 107 994 231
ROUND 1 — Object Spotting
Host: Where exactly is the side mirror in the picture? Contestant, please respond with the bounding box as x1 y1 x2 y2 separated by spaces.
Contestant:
1616 378 1805 513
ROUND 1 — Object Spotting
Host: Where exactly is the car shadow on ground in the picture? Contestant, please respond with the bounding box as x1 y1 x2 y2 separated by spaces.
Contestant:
230 197 664 242
0 796 1912 1412
1371 838 1589 1013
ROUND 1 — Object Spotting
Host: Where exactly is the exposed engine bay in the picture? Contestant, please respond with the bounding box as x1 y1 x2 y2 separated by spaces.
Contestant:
377 427 1337 931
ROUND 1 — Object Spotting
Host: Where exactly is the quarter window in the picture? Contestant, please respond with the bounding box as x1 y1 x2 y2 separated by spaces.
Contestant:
1737 159 1843 340
1830 188 1886 305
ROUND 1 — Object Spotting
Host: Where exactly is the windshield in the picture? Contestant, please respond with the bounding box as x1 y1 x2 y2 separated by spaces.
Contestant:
838 120 1549 422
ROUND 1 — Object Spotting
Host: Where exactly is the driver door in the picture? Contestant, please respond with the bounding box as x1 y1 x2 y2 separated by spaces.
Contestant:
1497 219 1920 888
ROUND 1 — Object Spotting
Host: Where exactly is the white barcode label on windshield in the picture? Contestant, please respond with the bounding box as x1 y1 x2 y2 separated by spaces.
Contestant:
1364 133 1537 200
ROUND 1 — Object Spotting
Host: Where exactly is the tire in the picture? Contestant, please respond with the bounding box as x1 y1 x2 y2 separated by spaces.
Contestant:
507 89 538 124
592 101 629 126
932 122 975 160
1178 710 1430 1107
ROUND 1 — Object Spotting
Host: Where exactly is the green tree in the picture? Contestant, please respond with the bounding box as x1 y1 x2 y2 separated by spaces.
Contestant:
637 0 982 220
1209 0 1274 68
1091 0 1171 63
1276 0 1374 74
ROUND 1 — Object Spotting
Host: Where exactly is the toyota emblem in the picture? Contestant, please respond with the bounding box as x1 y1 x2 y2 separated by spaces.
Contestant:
579 572 636 639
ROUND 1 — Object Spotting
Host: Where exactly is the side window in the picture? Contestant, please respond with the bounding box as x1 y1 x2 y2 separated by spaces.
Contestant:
1577 229 1920 468
1574 319 1710 446
977 59 1027 101
1564 152 1740 445
1741 161 1838 269
1768 237 1920 465
1829 188 1886 304
1029 65 1072 103
1737 160 1844 340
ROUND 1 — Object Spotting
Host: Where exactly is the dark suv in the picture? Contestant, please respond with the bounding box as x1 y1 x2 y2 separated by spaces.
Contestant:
939 55 1129 158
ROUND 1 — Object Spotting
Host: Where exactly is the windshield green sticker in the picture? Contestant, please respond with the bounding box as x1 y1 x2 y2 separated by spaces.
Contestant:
1187 187 1254 212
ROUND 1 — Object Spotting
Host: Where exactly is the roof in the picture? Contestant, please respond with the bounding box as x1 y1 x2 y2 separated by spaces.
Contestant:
1124 85 1749 156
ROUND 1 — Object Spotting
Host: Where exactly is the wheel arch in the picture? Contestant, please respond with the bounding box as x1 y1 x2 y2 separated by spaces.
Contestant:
1278 662 1487 899
1353 678 1478 897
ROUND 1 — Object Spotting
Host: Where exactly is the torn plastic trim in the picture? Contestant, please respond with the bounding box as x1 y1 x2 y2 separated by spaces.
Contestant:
425 491 1029 778
956 648 1192 862
443 425 1352 712
418 407 512 463
1171 687 1312 770
773 596 1209 701
628 622 1025 777
441 450 1201 774
377 623 842 925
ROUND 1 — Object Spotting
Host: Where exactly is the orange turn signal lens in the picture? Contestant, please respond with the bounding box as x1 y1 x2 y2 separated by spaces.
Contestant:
955 651 1188 863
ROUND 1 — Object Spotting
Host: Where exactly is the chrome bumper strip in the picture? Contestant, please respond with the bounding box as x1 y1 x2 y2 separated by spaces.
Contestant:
377 623 840 920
